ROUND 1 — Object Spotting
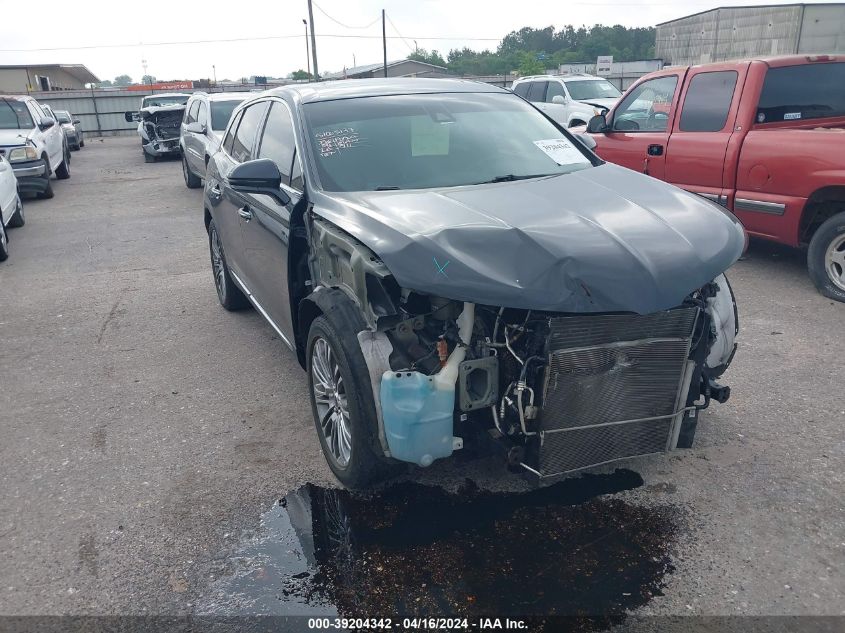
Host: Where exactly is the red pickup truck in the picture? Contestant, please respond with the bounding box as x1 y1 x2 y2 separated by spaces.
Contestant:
585 55 845 302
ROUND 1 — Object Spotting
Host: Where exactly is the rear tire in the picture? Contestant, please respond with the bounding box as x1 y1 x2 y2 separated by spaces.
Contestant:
207 220 249 311
807 211 845 302
55 148 71 179
7 196 24 227
0 220 8 261
307 315 391 489
183 156 202 189
79 137 85 148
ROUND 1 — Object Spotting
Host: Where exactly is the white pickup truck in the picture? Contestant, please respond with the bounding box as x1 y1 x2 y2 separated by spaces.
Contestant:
0 95 70 199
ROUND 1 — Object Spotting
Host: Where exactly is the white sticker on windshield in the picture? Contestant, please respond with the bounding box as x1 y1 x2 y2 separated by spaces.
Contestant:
533 138 584 165
783 112 801 120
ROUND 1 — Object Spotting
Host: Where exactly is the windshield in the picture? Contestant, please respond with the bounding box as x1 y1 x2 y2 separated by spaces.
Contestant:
142 95 189 108
55 110 72 124
303 92 594 192
564 79 621 101
211 100 244 131
0 99 34 130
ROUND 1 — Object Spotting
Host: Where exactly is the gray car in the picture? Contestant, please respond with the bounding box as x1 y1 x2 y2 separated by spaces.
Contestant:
203 79 745 488
179 91 252 188
54 110 84 150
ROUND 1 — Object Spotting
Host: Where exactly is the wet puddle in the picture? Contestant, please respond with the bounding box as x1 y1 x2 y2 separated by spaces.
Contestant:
201 469 678 630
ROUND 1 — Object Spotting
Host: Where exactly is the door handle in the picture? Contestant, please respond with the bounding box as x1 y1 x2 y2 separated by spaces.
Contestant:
238 206 252 221
647 144 664 156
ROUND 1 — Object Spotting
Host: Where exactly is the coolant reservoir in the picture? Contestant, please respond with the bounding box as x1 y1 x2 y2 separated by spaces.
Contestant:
380 370 456 467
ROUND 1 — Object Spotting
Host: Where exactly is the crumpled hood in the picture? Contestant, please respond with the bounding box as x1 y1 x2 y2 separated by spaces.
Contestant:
139 104 186 119
578 97 618 111
0 129 32 148
312 163 745 314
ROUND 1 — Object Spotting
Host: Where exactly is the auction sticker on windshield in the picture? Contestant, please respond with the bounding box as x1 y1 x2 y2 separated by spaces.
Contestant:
533 138 585 166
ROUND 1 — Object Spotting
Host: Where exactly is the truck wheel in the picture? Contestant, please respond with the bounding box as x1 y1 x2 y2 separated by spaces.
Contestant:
807 211 845 302
55 147 71 179
0 221 8 261
144 153 156 163
182 156 202 189
7 196 24 227
307 316 388 489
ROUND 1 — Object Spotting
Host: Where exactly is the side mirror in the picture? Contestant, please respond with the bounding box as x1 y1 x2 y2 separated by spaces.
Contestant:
124 111 140 123
228 158 291 205
38 117 55 130
186 121 206 135
574 133 597 150
551 95 567 105
587 114 609 134
72 119 80 125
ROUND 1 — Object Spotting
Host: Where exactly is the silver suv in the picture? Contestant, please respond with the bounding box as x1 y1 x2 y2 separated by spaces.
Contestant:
179 92 251 188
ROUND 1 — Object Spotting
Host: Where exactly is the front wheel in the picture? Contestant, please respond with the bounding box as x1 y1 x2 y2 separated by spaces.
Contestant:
307 316 391 489
807 211 845 302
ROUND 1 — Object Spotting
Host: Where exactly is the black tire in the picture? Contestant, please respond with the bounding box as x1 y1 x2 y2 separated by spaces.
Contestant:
79 139 85 148
38 179 54 200
0 221 8 261
144 153 156 163
307 315 390 489
55 148 71 179
7 197 24 227
207 220 249 311
807 211 845 302
182 156 202 189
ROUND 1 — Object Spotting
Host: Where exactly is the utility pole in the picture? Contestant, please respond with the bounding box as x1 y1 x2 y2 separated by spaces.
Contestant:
307 0 319 81
382 9 388 77
212 64 217 86
303 19 311 77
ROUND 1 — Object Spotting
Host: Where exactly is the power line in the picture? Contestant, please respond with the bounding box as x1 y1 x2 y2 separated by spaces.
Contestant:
311 1 381 30
0 33 504 53
385 14 415 52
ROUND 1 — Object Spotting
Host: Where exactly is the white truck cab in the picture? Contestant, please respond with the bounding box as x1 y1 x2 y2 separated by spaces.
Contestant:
511 73 622 128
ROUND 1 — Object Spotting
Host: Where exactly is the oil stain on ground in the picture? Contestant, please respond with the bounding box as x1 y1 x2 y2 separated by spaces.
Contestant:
200 469 678 631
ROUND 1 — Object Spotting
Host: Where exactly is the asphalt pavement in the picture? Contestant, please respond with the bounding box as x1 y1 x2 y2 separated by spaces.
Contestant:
0 137 842 623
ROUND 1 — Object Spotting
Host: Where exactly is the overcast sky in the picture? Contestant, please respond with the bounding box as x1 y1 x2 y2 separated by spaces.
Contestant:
1 0 842 82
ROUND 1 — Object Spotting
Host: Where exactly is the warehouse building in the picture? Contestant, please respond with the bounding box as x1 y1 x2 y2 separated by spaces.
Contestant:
656 3 845 66
0 64 100 93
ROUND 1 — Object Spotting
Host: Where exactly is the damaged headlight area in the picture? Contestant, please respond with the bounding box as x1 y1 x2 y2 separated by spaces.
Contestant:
138 108 184 155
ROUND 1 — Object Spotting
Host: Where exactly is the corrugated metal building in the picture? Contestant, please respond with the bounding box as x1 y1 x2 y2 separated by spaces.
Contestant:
322 59 448 80
0 64 99 92
656 3 845 66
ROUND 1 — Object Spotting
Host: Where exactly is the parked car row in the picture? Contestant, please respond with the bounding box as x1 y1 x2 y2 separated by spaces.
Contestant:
0 94 85 261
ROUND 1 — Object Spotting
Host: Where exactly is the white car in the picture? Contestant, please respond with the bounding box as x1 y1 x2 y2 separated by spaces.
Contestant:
125 93 191 162
0 153 24 261
179 91 251 188
512 73 622 128
0 95 71 199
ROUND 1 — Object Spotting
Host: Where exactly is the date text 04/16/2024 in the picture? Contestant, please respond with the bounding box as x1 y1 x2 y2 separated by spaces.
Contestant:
307 618 529 630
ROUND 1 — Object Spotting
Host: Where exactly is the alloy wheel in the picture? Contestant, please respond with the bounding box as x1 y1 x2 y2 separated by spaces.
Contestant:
311 337 352 467
210 226 227 303
825 233 845 292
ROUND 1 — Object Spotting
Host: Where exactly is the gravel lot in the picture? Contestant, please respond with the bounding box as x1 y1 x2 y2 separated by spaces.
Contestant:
0 137 842 622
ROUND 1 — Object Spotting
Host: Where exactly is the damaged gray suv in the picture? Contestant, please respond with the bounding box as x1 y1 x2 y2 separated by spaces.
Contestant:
203 79 744 488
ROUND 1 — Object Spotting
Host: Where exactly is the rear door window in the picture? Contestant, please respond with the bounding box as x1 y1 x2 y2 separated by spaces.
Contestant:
512 82 530 98
526 81 548 103
679 71 738 132
230 102 269 163
757 62 845 123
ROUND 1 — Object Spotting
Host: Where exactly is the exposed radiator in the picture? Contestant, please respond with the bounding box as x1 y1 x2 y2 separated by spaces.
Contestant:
530 307 698 478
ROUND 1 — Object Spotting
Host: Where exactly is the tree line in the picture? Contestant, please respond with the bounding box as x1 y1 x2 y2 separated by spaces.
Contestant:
408 24 656 76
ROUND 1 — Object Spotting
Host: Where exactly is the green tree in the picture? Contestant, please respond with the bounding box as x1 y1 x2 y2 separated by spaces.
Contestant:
141 74 156 85
113 74 132 86
290 69 313 80
517 52 545 76
407 48 447 68
97 79 113 88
